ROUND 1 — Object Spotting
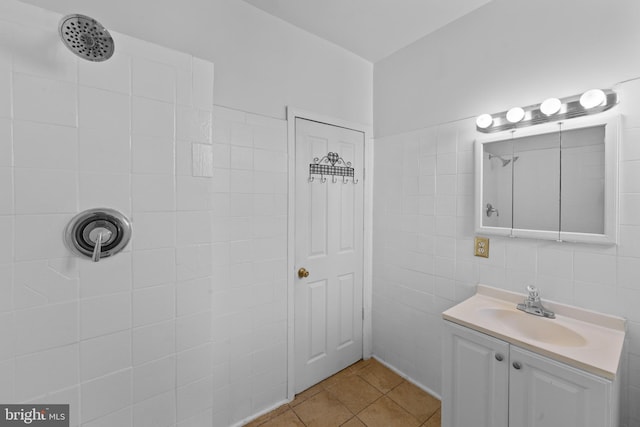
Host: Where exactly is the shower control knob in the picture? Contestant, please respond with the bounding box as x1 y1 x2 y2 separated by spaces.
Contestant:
65 208 131 263
89 227 113 262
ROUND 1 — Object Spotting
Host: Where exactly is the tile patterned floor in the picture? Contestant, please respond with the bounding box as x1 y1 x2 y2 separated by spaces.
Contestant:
244 359 441 427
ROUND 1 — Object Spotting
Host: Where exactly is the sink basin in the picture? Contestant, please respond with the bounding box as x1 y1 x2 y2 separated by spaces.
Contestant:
443 285 627 379
477 307 588 347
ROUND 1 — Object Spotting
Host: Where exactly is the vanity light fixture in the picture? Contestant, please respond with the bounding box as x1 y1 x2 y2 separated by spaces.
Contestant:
506 107 525 123
475 88 618 133
476 113 493 129
579 89 607 109
540 97 562 116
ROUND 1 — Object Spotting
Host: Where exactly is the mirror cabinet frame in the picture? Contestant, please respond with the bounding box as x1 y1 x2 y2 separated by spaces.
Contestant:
474 112 620 245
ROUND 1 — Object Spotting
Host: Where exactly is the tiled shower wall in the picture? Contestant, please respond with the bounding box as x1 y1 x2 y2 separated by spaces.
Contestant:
0 1 217 426
209 107 288 425
372 78 640 427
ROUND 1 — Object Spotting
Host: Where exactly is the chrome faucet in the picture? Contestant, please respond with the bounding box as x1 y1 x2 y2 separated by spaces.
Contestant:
516 285 555 318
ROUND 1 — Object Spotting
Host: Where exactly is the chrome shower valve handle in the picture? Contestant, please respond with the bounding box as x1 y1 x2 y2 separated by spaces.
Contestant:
89 227 113 262
65 208 131 263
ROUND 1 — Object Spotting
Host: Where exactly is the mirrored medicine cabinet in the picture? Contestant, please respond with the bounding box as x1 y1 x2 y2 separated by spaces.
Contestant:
475 112 619 244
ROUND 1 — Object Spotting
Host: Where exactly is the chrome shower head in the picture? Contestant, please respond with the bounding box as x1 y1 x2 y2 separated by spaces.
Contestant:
488 154 511 167
59 14 114 62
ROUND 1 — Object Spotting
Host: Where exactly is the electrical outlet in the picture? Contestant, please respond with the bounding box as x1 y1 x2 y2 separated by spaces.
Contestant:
474 237 489 258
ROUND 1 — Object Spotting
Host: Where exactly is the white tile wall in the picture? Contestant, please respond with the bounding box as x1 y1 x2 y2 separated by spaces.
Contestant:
79 87 130 133
13 121 78 170
133 391 175 427
0 2 216 426
14 344 79 401
13 74 77 126
373 78 640 427
80 331 131 381
210 105 288 425
133 356 176 403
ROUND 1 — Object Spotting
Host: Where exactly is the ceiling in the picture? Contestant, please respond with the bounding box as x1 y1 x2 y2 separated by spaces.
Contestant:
241 0 492 63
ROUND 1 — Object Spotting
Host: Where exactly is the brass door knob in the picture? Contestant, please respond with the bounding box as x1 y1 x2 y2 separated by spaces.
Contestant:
298 268 310 278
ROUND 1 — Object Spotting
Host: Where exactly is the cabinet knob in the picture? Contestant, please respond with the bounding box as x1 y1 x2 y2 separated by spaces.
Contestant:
495 354 504 362
512 361 522 370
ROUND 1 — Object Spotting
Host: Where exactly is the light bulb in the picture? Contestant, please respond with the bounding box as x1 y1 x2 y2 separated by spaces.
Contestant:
476 114 493 129
579 89 606 109
540 98 561 116
506 107 525 123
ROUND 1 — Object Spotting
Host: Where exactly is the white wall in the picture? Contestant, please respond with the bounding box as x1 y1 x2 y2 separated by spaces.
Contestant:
372 1 640 424
0 1 217 426
374 0 640 137
209 106 289 426
0 2 293 425
373 80 640 426
4 1 372 425
18 0 373 126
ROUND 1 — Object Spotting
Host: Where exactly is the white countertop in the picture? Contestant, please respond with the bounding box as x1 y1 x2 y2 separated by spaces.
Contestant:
442 285 626 380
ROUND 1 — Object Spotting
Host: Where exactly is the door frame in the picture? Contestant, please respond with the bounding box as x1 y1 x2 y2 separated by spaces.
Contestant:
286 107 374 400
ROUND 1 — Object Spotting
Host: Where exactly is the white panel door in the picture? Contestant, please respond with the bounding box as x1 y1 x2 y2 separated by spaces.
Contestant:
442 321 509 427
509 346 611 427
294 118 364 393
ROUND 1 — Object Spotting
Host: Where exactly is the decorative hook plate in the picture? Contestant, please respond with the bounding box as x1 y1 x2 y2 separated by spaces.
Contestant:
308 152 358 184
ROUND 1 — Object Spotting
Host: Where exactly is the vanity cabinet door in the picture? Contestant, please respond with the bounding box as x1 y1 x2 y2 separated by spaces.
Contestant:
508 346 612 427
442 321 509 427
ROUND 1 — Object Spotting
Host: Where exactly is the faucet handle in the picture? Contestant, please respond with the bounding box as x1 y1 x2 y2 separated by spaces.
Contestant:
526 285 539 300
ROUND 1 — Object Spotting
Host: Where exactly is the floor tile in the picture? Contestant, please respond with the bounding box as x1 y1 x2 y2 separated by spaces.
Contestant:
292 390 353 427
261 409 305 427
341 417 366 427
290 382 324 407
356 360 403 393
319 366 353 389
357 396 421 427
326 374 382 414
421 408 441 427
244 359 442 427
387 380 440 422
347 358 373 373
244 404 290 426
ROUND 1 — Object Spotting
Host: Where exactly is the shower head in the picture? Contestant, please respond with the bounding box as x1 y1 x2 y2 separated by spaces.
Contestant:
488 154 515 167
59 14 114 62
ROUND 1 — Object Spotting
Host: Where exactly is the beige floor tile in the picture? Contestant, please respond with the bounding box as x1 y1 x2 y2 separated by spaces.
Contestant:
293 390 354 427
347 358 373 373
247 359 442 427
290 382 324 407
421 408 441 427
326 374 383 414
357 396 421 427
244 404 290 426
320 366 354 389
387 381 440 422
260 409 305 427
356 360 404 393
341 416 366 427
244 405 291 427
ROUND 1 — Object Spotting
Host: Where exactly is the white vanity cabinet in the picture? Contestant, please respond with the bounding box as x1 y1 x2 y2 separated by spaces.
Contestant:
442 321 618 427
442 320 509 427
